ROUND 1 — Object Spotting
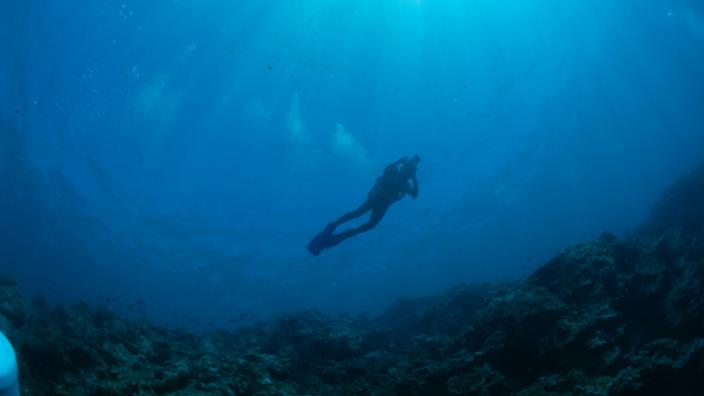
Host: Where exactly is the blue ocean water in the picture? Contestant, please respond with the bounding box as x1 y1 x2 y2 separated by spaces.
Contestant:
1 0 703 331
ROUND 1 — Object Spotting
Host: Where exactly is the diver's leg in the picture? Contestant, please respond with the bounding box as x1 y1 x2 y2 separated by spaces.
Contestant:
356 204 388 233
326 204 389 247
309 200 376 255
331 200 373 227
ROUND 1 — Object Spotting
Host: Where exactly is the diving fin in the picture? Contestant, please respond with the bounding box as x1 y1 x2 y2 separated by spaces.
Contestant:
307 223 336 256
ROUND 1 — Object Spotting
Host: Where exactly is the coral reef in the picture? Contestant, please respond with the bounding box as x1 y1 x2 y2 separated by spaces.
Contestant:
1 165 703 395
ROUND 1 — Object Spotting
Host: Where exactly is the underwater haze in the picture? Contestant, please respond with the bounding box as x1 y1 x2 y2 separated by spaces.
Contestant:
1 0 703 331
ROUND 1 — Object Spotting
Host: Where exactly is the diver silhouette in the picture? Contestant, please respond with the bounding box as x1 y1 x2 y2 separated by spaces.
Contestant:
308 155 421 256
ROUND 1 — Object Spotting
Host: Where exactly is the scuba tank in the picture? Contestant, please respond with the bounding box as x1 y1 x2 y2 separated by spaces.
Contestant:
0 332 19 396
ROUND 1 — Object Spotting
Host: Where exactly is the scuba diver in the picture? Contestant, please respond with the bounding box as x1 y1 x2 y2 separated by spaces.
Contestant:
308 155 421 256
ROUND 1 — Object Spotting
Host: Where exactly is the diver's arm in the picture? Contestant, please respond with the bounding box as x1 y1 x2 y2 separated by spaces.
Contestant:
408 175 419 199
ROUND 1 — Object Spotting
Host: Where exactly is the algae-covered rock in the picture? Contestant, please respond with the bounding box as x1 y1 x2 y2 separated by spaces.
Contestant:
0 280 27 326
446 364 502 395
5 228 704 395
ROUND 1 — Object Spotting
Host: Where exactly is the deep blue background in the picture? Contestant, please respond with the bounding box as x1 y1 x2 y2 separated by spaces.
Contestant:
2 0 703 330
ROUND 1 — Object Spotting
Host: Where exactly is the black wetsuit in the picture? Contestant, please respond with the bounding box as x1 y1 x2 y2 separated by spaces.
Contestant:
308 157 419 255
